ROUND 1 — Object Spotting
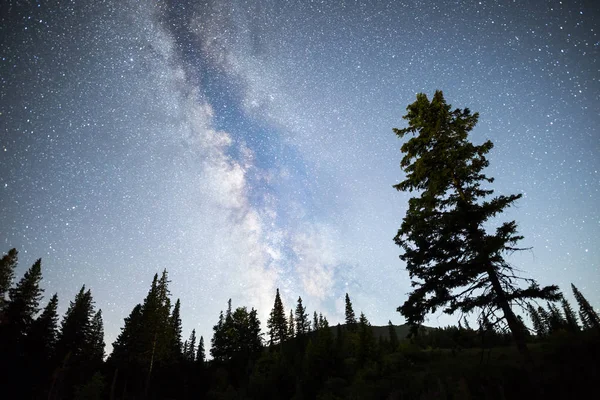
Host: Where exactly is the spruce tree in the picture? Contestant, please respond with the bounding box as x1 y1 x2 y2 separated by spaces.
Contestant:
295 296 310 335
547 302 566 332
571 284 600 330
210 310 226 361
187 329 196 362
5 258 44 337
537 306 552 333
527 303 547 337
170 299 183 358
313 312 319 332
29 293 59 360
561 298 579 332
0 248 18 311
345 293 357 331
56 286 94 360
288 309 295 338
266 288 287 345
196 336 205 366
88 309 105 363
393 91 559 361
110 303 143 365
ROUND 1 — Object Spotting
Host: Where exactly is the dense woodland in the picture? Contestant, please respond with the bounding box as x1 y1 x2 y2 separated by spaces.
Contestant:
0 251 599 399
1 92 599 399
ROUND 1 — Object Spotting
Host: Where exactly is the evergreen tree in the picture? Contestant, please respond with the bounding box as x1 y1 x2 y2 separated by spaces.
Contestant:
266 288 287 345
537 305 552 333
187 329 197 362
110 303 143 365
527 303 547 337
56 286 94 360
210 310 227 361
313 312 319 332
561 297 579 332
357 312 374 365
88 309 105 363
170 298 183 358
547 302 566 332
5 258 44 335
571 284 600 330
196 336 205 366
295 296 310 336
388 320 399 350
393 91 559 360
0 248 18 311
29 293 59 360
345 293 357 331
288 308 295 338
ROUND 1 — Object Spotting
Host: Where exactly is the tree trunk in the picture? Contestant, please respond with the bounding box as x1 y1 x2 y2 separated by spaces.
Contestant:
486 266 532 364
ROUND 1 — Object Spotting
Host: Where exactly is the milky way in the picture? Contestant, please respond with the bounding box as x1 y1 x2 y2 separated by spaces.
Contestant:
1 0 598 352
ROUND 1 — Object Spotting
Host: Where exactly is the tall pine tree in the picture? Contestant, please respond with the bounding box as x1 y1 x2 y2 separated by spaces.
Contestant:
288 309 295 338
393 91 559 361
0 248 18 312
295 296 310 335
571 284 600 330
561 297 579 332
196 336 205 366
345 293 357 331
267 288 287 345
29 293 59 360
5 258 44 338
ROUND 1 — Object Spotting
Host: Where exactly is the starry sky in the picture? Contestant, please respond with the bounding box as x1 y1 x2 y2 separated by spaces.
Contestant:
1 0 598 353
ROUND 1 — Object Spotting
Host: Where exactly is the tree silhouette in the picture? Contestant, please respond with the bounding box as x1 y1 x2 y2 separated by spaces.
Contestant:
186 329 196 362
288 308 295 338
0 248 18 312
267 288 287 345
571 284 600 330
345 293 357 331
5 258 44 340
393 91 559 361
295 296 310 335
561 298 579 332
196 336 205 366
527 303 547 337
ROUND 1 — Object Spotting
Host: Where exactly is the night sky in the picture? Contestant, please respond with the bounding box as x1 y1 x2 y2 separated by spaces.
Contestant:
1 0 598 353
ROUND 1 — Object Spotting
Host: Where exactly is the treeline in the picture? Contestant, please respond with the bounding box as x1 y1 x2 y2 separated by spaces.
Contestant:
1 247 599 399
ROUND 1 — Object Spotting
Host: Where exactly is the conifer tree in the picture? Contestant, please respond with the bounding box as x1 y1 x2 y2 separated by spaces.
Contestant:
393 91 559 360
537 305 552 333
547 302 566 332
170 298 183 357
28 293 59 369
561 297 579 332
211 310 226 361
313 312 319 332
571 284 600 330
187 329 197 362
5 258 44 335
56 286 94 360
388 320 399 350
345 293 357 331
295 297 310 336
110 303 143 365
88 309 105 363
288 309 295 338
266 288 287 345
0 248 18 311
357 312 373 365
196 336 205 366
527 303 547 337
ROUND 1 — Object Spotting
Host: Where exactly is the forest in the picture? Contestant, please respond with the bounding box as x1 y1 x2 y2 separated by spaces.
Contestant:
1 92 598 399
